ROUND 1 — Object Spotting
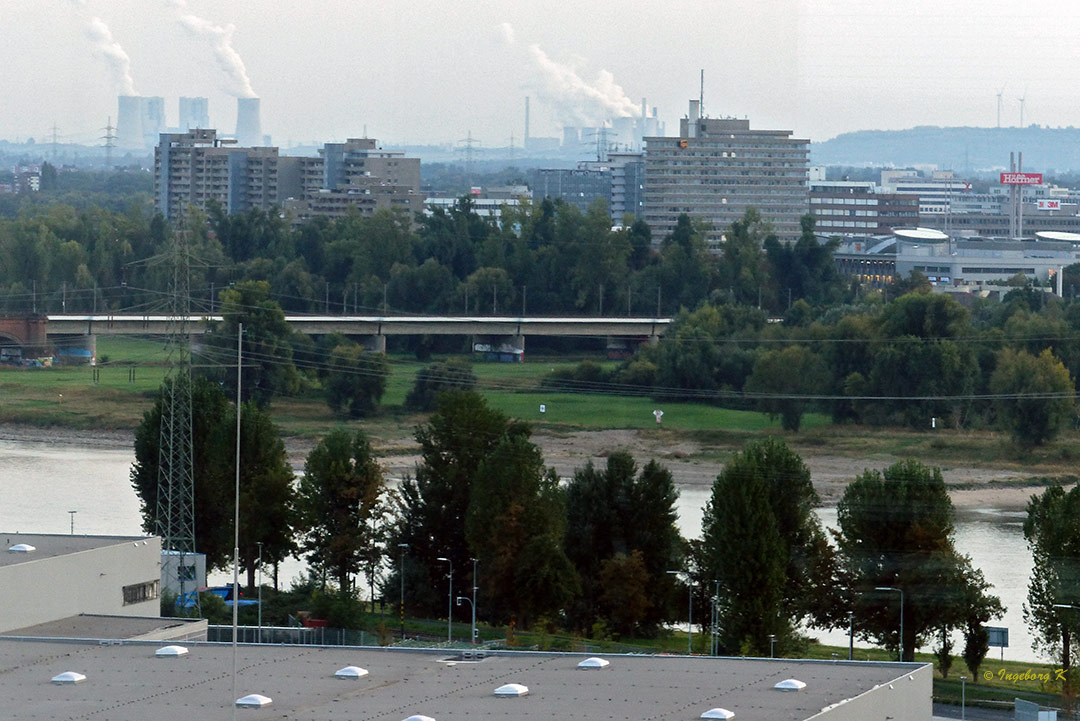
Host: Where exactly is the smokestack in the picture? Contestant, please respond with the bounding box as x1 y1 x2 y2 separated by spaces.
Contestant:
641 97 646 119
525 96 530 146
179 97 210 130
235 97 262 147
115 95 144 149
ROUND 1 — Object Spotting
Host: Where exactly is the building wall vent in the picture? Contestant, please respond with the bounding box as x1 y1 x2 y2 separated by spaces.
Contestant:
577 657 609 669
334 666 369 679
700 709 734 720
8 544 35 553
494 683 529 697
155 645 189 657
236 694 272 708
51 671 86 685
774 678 806 691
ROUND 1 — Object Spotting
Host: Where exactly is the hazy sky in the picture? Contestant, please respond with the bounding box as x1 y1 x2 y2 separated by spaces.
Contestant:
2 0 1077 147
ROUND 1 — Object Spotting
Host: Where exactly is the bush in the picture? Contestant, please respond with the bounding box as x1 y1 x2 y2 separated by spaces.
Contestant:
404 360 477 411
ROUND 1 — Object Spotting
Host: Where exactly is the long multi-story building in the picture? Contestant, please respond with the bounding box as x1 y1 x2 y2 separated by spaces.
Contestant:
155 132 421 222
809 180 919 236
643 101 809 245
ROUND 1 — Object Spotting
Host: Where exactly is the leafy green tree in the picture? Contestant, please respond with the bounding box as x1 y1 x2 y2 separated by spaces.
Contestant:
131 379 296 591
934 627 955 679
990 348 1075 448
745 345 829 431
205 280 300 406
296 430 386 594
697 438 835 654
598 551 653 637
563 452 683 634
324 343 389 418
719 207 772 307
404 360 477 411
232 400 297 591
1023 484 1080 672
465 432 578 627
836 460 1003 661
764 214 845 309
388 391 515 617
963 622 989 680
131 375 233 569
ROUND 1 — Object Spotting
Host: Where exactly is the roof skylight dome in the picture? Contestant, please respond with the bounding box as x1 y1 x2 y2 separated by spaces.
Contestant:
236 694 272 708
401 716 436 721
335 666 369 679
51 671 86 685
8 544 34 553
774 678 806 691
155 645 189 658
494 683 529 697
700 709 735 720
577 657 610 669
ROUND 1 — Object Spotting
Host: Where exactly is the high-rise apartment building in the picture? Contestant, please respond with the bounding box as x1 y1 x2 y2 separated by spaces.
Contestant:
155 129 280 220
643 102 809 245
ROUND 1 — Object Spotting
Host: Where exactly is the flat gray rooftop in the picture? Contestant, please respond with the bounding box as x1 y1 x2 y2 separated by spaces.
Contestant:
0 640 926 721
0 533 154 568
1 614 200 640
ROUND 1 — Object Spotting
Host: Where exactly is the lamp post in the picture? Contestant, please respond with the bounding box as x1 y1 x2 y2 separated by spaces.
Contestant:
436 557 453 644
397 543 408 640
876 586 904 661
960 675 967 721
768 634 776 659
471 558 478 644
256 541 263 643
668 570 692 654
847 611 854 661
68 510 77 535
456 596 474 646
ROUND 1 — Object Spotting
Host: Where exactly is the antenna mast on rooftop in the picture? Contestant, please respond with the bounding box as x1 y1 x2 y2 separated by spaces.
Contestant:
699 69 705 118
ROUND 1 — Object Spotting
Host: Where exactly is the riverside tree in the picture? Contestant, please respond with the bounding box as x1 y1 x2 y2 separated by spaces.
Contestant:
296 429 386 594
835 460 1003 661
697 438 836 655
1023 484 1080 673
990 348 1075 448
563 452 683 635
387 391 512 617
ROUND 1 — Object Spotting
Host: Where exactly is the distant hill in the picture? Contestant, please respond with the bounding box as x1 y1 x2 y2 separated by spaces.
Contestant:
811 126 1080 173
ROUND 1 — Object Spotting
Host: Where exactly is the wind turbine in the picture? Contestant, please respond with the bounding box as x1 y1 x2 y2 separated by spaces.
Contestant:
996 84 1006 128
1018 89 1027 127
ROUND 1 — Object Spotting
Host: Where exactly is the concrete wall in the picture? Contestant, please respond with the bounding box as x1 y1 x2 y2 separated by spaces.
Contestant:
0 537 161 633
812 662 933 721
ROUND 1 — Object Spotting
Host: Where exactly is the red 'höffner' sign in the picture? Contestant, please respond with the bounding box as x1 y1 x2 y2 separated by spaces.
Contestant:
1000 172 1043 185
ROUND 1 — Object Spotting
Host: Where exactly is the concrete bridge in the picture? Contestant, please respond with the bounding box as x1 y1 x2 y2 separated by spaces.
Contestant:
7 314 671 360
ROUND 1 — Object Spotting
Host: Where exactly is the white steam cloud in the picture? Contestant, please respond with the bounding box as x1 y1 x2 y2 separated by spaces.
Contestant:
171 1 256 98
84 16 138 96
527 44 640 125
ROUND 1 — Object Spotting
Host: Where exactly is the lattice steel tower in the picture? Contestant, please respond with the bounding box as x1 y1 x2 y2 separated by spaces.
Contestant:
156 229 197 600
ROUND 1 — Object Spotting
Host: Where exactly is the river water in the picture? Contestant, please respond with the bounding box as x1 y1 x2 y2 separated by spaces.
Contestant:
0 438 1038 661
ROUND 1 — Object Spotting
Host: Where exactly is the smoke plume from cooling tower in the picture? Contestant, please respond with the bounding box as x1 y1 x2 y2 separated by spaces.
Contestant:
170 1 256 98
83 16 138 96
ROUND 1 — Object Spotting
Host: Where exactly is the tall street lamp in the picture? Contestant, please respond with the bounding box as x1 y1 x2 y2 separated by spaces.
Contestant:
847 610 854 661
876 586 904 661
668 570 692 654
397 543 409 640
436 557 453 644
256 541 263 643
471 558 478 644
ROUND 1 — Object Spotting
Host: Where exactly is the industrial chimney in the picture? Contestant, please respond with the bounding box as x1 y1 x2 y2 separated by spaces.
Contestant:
179 97 210 130
235 97 262 147
115 95 144 149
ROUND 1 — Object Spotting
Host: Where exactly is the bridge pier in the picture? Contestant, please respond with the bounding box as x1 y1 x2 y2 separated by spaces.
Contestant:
361 335 386 354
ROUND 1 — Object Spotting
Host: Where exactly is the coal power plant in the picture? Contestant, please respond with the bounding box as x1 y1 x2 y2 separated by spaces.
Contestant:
113 95 264 150
235 97 262 147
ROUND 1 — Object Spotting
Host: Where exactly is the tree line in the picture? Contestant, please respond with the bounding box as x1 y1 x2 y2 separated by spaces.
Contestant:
132 384 1005 659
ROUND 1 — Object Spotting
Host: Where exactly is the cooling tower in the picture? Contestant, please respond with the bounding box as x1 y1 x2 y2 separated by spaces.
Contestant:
115 95 144 149
235 97 262 147
179 97 210 130
140 96 166 147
